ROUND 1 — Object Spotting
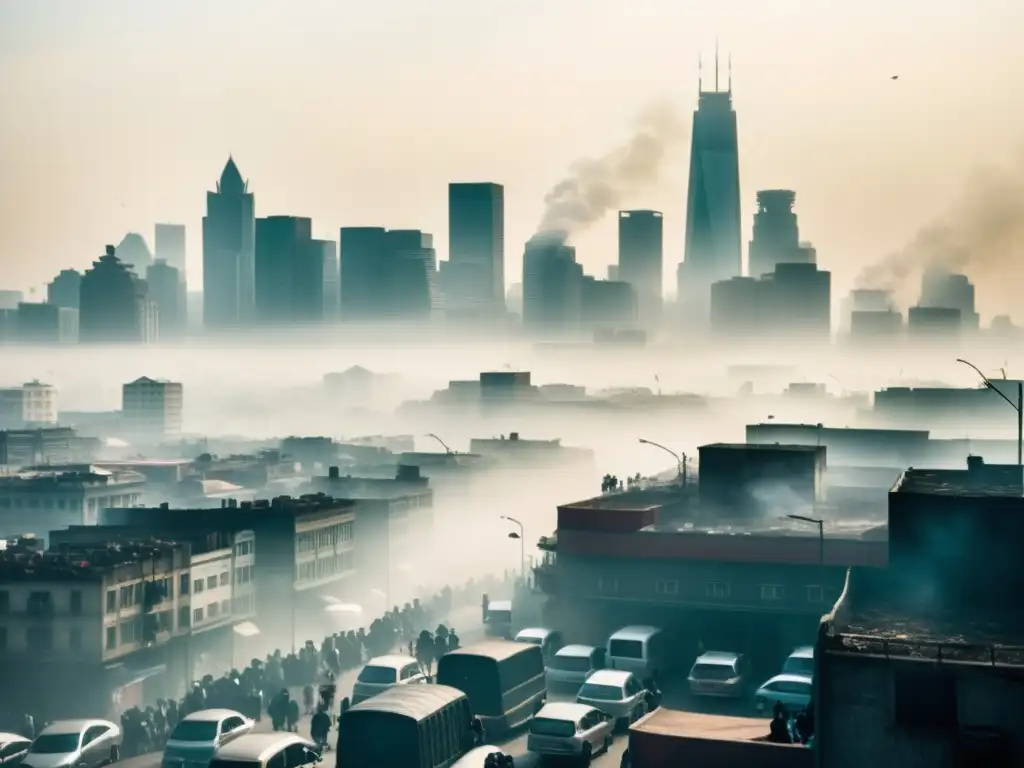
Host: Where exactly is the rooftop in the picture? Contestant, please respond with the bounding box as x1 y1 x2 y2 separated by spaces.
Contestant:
646 517 886 540
631 709 769 742
0 465 145 487
0 539 183 582
892 459 1024 497
700 442 823 454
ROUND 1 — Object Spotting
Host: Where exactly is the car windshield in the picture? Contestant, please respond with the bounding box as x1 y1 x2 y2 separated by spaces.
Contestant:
169 721 219 742
578 683 624 701
518 636 542 646
782 656 814 676
30 734 80 754
357 665 397 685
530 718 576 738
549 655 593 673
692 663 736 681
608 639 643 659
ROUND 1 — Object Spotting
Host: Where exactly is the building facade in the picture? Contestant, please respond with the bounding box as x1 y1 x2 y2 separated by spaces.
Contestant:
154 223 187 273
122 377 184 439
522 234 583 337
16 302 79 344
79 246 155 343
47 269 82 310
443 182 505 319
202 157 256 329
617 210 663 327
254 216 321 324
146 260 187 337
0 380 58 428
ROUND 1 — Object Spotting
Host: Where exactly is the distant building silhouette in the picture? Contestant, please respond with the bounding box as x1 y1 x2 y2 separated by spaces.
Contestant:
16 303 78 344
316 239 340 321
617 210 663 327
580 277 637 332
79 246 157 343
255 215 324 324
908 306 962 337
441 182 505 320
115 233 153 274
748 190 815 278
122 376 183 438
47 269 81 310
850 309 903 341
339 227 438 322
678 51 742 321
203 156 255 329
386 230 439 322
919 268 979 330
711 262 830 339
522 233 582 337
146 259 187 337
840 288 894 334
0 291 23 311
154 223 187 273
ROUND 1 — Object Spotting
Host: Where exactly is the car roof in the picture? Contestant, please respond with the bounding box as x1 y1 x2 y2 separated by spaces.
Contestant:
39 720 115 736
761 673 814 687
536 702 597 722
345 684 466 722
608 625 660 641
695 651 741 664
443 640 538 663
365 654 418 669
0 733 29 744
515 627 556 640
488 600 512 611
555 644 598 658
583 669 631 687
182 709 246 723
214 733 314 761
789 646 815 658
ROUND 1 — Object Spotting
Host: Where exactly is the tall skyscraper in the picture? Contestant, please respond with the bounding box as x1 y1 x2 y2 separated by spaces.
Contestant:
339 228 437 322
155 223 187 273
47 269 81 310
919 268 979 329
79 246 156 343
202 157 255 329
340 227 387 321
442 182 505 318
147 259 187 337
522 233 583 336
748 190 815 279
678 52 742 320
315 239 340 321
254 215 317 324
617 210 664 326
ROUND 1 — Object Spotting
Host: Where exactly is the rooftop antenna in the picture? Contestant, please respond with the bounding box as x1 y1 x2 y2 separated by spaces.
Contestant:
698 52 702 92
728 52 732 93
715 38 720 91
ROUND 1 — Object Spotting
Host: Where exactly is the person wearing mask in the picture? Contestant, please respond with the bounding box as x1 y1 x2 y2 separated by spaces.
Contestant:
769 702 792 744
310 706 332 752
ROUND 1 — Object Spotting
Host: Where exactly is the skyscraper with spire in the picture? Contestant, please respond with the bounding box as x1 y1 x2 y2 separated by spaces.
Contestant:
677 46 742 323
202 156 255 329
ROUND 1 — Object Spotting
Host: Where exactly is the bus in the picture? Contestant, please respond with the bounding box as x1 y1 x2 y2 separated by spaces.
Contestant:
436 641 546 740
335 684 476 768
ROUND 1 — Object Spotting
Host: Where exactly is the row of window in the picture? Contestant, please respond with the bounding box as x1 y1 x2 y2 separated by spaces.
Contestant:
296 522 353 554
235 540 255 557
235 564 254 585
598 578 824 604
193 572 230 594
0 494 136 510
0 625 68 652
296 551 354 582
193 599 232 624
0 590 75 615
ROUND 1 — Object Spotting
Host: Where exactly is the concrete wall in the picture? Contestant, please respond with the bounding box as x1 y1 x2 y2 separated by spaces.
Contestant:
818 650 1024 768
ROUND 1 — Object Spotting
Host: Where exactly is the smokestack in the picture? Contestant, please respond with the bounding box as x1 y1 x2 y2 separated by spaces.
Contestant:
328 466 340 479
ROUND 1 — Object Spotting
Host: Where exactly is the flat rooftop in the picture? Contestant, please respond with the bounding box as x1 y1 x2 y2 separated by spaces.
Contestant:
631 708 769 741
563 496 661 512
893 467 1024 498
646 518 886 540
700 442 823 453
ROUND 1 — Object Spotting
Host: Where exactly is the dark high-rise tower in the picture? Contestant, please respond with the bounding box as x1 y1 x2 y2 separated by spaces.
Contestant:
617 210 663 326
678 49 742 320
79 246 155 343
748 190 816 279
155 223 187 273
146 259 187 337
442 182 505 319
522 233 582 337
254 215 316 324
202 157 255 329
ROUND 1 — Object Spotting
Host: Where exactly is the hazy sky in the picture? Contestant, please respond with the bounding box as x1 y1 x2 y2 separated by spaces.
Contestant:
1 0 1022 314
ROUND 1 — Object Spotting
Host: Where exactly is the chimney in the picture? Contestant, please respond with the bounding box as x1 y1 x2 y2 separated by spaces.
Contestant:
328 466 340 479
967 455 985 474
510 432 520 441
159 502 169 511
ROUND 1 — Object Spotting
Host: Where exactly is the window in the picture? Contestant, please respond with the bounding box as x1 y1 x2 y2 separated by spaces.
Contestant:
83 726 109 746
655 579 679 596
208 603 219 618
894 670 957 728
70 590 83 615
0 591 8 614
220 572 229 586
193 579 204 594
106 590 116 613
69 628 83 651
597 577 619 595
120 585 134 608
179 574 189 595
760 584 785 601
806 585 824 603
706 582 730 599
26 626 54 651
120 618 140 644
27 591 54 616
193 608 204 624
206 576 217 590
106 626 117 650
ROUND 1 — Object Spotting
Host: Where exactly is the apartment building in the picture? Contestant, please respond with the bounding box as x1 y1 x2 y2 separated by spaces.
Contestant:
122 377 184 439
0 381 58 429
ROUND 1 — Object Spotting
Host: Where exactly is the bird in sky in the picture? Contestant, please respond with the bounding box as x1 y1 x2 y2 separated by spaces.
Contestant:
891 75 899 80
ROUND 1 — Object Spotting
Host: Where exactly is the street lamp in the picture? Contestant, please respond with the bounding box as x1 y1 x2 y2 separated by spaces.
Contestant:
638 438 687 484
956 358 1023 468
425 433 454 455
787 514 825 596
501 515 525 581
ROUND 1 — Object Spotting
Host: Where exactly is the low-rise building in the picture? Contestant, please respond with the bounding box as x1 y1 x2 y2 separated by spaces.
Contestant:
122 377 184 439
0 427 95 469
0 465 146 543
0 380 58 429
468 431 595 468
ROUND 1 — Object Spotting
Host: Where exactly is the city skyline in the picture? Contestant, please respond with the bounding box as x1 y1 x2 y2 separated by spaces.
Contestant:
2 1 1023 319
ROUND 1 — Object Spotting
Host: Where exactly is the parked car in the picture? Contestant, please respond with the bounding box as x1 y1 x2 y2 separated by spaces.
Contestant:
754 674 813 714
352 655 427 704
526 703 613 766
545 645 606 693
574 669 648 730
22 720 121 768
162 709 254 768
0 733 32 766
514 628 564 661
781 646 815 677
687 651 749 698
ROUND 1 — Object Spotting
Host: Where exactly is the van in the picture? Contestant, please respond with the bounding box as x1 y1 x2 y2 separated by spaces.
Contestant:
544 645 606 694
336 684 476 768
208 733 318 768
483 601 512 639
606 626 666 680
436 641 547 740
513 628 564 661
352 655 426 705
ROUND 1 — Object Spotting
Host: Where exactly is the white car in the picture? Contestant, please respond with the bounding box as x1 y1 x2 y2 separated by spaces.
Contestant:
526 702 613 765
545 645 606 693
23 720 120 768
575 669 648 729
687 651 749 699
0 733 32 766
162 709 254 768
754 674 813 714
781 646 815 677
352 655 426 704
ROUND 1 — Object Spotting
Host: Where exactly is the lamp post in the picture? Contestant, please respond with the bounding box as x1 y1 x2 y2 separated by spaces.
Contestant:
956 358 1023 469
638 438 686 484
425 433 454 455
501 515 525 581
787 514 825 593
